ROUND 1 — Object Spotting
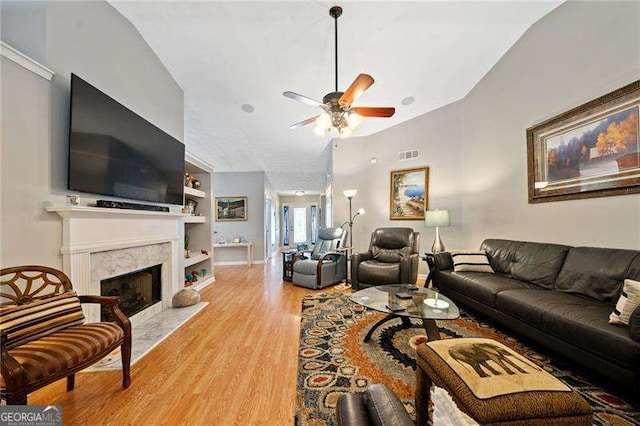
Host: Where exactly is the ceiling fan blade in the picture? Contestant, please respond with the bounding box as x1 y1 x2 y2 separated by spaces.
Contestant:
339 74 375 107
283 91 325 108
289 115 320 129
353 107 396 118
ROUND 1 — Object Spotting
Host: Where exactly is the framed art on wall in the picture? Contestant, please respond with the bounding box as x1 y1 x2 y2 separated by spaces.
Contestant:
390 167 429 220
527 80 640 203
216 196 248 221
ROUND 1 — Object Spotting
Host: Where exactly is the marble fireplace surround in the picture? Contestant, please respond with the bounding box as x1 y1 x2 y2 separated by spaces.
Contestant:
47 206 184 324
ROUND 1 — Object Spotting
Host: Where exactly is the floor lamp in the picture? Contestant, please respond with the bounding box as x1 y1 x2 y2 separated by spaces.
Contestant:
342 190 365 251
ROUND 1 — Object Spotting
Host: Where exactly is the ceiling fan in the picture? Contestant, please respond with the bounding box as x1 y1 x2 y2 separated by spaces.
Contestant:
283 5 395 138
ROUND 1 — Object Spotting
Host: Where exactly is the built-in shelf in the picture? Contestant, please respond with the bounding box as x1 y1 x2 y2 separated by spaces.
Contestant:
47 205 187 218
183 252 212 268
184 186 206 198
184 215 206 223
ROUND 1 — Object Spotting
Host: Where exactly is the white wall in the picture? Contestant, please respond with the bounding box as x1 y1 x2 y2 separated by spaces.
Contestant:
214 171 266 263
332 100 465 273
332 1 640 263
462 1 640 249
1 1 184 269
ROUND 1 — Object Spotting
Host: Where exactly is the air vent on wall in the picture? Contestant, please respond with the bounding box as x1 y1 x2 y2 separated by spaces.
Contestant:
398 149 419 161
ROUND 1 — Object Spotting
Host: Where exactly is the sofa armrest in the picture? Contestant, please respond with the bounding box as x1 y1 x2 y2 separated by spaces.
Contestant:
1 335 27 393
79 295 131 339
351 251 372 290
336 393 369 426
400 253 419 284
433 252 454 271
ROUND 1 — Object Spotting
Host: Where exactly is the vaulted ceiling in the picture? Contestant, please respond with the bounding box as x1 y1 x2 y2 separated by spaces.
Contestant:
110 1 561 194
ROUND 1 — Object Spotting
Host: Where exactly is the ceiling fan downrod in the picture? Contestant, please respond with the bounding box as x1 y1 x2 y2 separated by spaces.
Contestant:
330 6 342 93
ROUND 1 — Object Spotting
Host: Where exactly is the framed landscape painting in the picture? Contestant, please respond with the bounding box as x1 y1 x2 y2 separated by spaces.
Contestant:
216 196 248 221
527 80 640 203
390 167 429 220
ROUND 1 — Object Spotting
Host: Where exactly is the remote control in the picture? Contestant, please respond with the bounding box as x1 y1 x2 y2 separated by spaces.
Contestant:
386 303 405 312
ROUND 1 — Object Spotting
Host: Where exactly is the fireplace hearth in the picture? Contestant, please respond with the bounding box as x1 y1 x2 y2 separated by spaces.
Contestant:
101 264 162 321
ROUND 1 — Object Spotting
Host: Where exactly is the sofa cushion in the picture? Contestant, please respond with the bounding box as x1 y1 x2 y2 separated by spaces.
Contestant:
1 322 124 388
436 271 540 307
480 239 522 275
358 260 400 285
629 306 640 343
481 239 571 288
0 291 85 349
627 254 640 281
496 289 640 369
555 247 639 303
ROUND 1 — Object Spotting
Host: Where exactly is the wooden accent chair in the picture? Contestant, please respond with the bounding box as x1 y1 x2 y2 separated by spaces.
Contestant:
1 266 132 405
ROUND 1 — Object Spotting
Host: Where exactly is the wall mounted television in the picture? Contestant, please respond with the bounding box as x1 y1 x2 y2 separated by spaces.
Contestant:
68 73 185 205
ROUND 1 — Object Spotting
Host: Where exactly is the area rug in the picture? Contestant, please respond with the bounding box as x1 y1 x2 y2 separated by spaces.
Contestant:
295 293 639 425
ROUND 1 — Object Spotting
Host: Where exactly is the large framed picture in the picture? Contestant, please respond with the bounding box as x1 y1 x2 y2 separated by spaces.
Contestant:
215 196 248 221
527 80 640 203
390 167 429 220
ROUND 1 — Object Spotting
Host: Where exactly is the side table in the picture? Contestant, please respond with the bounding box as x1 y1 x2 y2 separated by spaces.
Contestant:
421 253 436 288
282 250 298 282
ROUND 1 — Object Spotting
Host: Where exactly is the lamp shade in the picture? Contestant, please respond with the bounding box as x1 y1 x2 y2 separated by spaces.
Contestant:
357 208 365 215
425 210 450 228
343 189 357 198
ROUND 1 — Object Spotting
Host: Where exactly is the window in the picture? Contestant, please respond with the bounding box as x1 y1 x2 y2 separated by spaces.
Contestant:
311 205 318 244
293 207 307 243
283 205 289 246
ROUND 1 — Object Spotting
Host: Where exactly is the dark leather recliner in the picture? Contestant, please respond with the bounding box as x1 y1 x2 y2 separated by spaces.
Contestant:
292 227 348 289
351 228 420 290
336 384 413 426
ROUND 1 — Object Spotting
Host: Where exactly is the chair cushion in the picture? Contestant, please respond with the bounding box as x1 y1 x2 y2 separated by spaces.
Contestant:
371 246 411 263
1 322 124 389
495 289 640 369
0 291 85 349
436 271 540 307
358 261 400 285
293 259 320 275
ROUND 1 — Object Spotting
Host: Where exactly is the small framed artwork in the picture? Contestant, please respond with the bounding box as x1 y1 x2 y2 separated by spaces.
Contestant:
215 196 248 221
527 80 640 203
390 167 429 220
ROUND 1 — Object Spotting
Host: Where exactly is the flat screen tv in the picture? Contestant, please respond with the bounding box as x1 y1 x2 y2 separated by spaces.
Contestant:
68 74 185 205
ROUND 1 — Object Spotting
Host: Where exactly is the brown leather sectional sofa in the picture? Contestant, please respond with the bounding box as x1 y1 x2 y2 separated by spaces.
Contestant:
432 239 640 396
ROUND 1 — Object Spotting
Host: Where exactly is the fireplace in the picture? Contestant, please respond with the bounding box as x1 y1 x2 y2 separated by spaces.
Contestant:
101 264 162 321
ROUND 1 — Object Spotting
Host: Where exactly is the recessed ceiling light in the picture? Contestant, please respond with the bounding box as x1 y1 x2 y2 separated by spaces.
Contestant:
294 190 305 196
370 157 377 164
401 96 415 106
241 104 254 113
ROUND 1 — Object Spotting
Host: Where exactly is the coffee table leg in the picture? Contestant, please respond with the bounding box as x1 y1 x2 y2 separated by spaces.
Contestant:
422 318 441 341
363 315 400 342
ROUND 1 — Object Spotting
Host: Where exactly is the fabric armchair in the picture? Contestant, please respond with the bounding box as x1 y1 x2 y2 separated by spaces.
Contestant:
351 227 420 290
0 266 131 405
292 227 348 289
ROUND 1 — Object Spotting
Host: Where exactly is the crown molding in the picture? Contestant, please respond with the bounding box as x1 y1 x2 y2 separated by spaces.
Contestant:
0 41 55 81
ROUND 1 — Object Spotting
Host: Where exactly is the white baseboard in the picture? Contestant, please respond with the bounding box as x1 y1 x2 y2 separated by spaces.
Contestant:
214 260 266 266
192 275 215 291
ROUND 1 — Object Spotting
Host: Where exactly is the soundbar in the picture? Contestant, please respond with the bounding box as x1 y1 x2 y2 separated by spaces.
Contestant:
96 200 169 213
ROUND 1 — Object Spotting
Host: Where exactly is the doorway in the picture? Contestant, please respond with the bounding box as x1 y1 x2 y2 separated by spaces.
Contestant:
282 203 318 248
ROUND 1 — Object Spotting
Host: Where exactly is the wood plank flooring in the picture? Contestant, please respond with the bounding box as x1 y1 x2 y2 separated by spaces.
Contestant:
29 259 311 425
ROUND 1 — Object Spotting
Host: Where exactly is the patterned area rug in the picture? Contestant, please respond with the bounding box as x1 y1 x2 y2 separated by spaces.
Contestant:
295 293 640 425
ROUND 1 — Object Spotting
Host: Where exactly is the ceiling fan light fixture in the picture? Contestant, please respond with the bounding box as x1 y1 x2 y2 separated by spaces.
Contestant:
339 126 352 139
347 111 363 129
313 123 328 137
317 111 332 130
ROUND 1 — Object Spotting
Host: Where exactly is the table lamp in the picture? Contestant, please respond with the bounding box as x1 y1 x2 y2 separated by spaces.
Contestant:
425 209 450 253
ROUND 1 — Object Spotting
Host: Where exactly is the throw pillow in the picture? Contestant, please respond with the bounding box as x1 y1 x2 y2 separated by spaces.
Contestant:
629 306 640 342
609 279 640 325
450 251 494 273
0 291 85 348
372 246 412 263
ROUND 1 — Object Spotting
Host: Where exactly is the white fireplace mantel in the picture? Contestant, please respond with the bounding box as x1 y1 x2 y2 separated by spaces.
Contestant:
47 205 185 323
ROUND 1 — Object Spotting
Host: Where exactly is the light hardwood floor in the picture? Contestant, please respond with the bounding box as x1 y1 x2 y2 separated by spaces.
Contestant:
30 258 312 425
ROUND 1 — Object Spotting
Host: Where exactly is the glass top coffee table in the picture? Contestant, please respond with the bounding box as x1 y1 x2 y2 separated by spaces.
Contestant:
350 284 460 342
